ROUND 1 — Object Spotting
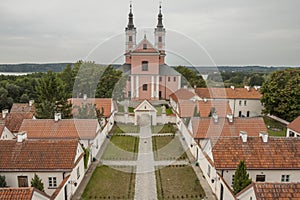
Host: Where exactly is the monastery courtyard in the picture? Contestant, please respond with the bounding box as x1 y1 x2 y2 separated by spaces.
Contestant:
75 114 215 200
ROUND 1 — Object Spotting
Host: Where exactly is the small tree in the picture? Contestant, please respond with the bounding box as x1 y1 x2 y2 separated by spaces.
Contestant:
31 174 44 192
0 175 7 188
233 160 252 194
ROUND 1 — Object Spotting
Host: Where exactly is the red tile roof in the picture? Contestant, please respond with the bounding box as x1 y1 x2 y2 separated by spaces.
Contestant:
177 100 197 118
195 87 262 99
287 116 300 133
210 137 300 169
70 98 113 117
5 113 34 133
193 117 267 139
198 100 232 117
10 103 35 113
0 139 79 171
237 182 300 200
0 188 49 200
169 88 196 102
19 119 99 140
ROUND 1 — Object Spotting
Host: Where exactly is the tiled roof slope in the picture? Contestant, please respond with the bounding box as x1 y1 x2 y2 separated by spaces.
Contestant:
5 113 34 133
170 88 196 102
195 88 262 99
193 117 267 139
198 100 232 117
70 98 113 117
287 116 300 132
19 119 99 140
253 182 300 200
0 188 50 200
211 137 300 169
0 139 78 170
10 103 35 113
177 100 197 118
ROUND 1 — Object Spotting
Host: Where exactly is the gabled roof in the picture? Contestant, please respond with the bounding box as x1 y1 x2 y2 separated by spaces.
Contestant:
177 99 197 118
10 103 35 113
210 137 300 169
287 116 300 133
169 88 196 103
19 119 99 140
70 98 113 117
193 117 267 139
0 187 50 200
0 139 80 171
134 100 157 112
198 100 232 117
195 87 262 99
5 112 34 133
237 182 300 200
131 37 159 54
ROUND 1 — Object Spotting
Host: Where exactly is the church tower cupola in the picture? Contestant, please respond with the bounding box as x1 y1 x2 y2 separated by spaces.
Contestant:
125 3 137 53
155 3 166 63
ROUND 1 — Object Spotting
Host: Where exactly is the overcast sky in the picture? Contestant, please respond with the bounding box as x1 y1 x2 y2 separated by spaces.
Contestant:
1 0 300 66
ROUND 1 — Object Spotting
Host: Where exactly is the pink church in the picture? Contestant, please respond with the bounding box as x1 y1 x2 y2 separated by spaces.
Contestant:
123 4 181 100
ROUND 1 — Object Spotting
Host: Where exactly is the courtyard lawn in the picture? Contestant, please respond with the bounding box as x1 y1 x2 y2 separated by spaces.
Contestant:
82 165 135 199
152 123 177 134
101 135 139 160
263 116 287 137
114 123 139 134
156 165 205 199
152 136 188 161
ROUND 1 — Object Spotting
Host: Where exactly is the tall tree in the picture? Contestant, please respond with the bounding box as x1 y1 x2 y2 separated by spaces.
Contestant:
0 175 6 188
31 174 44 192
175 66 206 88
35 71 72 119
233 160 252 194
261 68 300 122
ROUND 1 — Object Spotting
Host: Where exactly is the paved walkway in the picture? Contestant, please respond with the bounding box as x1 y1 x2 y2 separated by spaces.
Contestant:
134 125 157 200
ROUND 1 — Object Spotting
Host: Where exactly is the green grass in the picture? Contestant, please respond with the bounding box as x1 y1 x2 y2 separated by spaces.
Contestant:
263 116 287 137
156 165 205 199
82 165 135 199
102 136 139 160
152 123 177 134
165 108 173 115
128 107 134 113
117 104 124 113
114 123 139 134
152 136 188 161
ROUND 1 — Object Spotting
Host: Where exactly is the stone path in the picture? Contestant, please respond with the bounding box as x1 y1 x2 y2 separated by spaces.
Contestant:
134 125 157 200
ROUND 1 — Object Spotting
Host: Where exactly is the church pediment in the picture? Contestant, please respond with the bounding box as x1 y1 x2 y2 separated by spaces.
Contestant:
131 37 160 54
134 100 157 112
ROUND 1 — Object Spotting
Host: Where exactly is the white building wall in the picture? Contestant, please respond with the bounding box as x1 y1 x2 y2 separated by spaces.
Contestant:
32 191 50 200
230 99 263 117
236 186 256 200
0 127 15 140
221 169 300 189
286 128 300 137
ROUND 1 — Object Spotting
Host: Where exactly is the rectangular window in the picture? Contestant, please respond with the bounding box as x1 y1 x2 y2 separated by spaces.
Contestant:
281 175 290 182
143 43 147 49
18 176 28 187
247 111 250 117
239 111 242 117
158 36 162 42
143 84 148 91
256 175 266 182
173 77 176 82
77 167 80 179
48 177 57 188
207 165 211 178
168 77 171 82
232 175 235 186
128 91 131 98
159 77 162 82
289 131 295 137
244 100 247 106
239 100 242 106
129 36 132 42
142 61 148 71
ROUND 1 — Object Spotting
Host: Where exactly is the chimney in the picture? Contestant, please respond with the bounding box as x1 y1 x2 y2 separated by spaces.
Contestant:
2 109 9 119
54 113 62 122
17 131 27 142
254 86 261 91
203 98 208 103
259 132 268 143
244 86 250 92
83 94 87 101
226 114 233 123
29 100 34 107
240 131 248 142
230 85 235 90
212 113 218 123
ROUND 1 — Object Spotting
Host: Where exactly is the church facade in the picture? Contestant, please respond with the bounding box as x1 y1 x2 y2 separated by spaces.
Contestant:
123 4 181 100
